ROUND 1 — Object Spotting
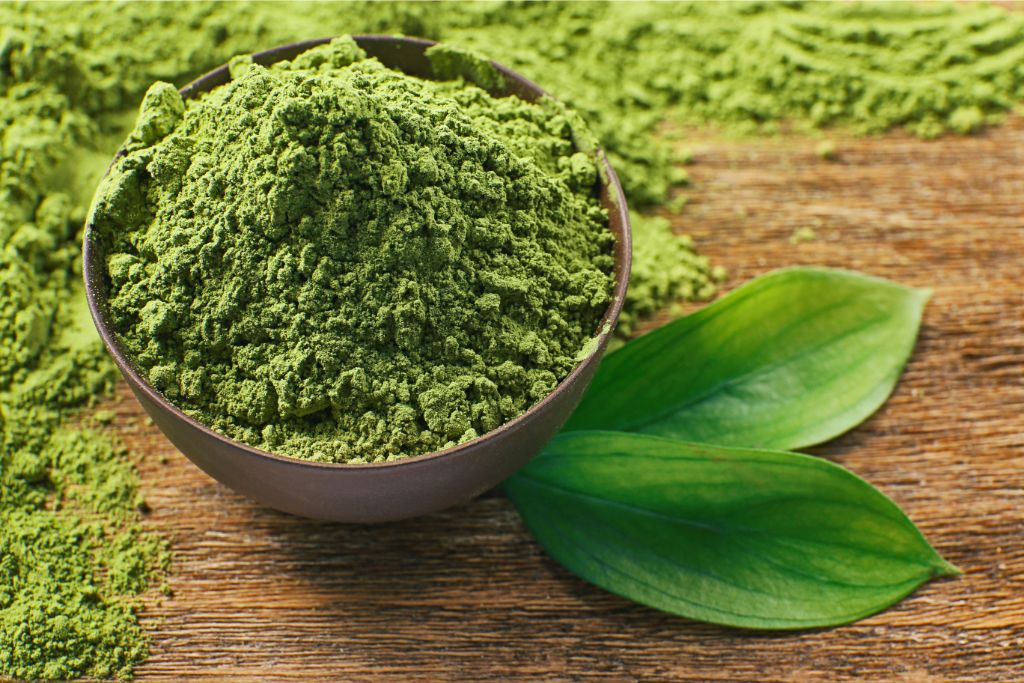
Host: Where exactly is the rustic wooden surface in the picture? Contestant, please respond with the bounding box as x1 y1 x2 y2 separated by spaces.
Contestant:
101 119 1024 681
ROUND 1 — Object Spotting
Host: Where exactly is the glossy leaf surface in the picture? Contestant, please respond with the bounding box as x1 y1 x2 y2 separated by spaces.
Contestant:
506 431 957 629
565 268 930 450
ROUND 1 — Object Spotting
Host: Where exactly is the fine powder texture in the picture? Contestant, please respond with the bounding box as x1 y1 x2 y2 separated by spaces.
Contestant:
91 39 614 463
0 281 168 681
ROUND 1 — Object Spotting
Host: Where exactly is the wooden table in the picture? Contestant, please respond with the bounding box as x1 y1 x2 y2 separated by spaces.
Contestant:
110 119 1024 681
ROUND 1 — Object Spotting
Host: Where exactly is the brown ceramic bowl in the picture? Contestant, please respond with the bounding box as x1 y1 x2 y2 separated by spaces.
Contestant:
83 36 631 523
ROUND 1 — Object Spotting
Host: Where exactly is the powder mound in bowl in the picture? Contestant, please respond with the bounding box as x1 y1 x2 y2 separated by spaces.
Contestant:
89 37 615 464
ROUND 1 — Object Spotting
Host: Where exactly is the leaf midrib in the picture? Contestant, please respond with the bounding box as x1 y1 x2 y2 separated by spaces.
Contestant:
618 305 895 434
512 471 940 572
522 487 930 628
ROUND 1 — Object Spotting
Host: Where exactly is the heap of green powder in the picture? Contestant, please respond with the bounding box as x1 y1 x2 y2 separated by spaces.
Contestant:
90 39 614 463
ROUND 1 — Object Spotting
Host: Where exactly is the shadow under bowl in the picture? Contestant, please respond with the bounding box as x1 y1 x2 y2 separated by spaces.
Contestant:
83 35 632 523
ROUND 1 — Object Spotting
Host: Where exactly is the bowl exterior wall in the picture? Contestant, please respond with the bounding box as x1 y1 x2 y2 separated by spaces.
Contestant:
122 347 600 522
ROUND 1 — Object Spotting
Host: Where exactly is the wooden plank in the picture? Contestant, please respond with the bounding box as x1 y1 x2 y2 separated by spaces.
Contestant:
109 119 1024 681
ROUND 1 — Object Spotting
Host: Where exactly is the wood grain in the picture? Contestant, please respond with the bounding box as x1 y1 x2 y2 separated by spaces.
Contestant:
106 119 1024 681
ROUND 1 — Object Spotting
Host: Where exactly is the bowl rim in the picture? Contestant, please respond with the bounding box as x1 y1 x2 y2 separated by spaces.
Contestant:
83 34 632 471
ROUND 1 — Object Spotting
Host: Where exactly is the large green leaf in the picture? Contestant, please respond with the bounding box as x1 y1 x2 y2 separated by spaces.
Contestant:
505 431 957 630
564 268 930 450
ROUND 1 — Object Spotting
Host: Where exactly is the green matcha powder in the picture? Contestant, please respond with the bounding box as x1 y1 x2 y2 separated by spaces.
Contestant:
91 39 615 464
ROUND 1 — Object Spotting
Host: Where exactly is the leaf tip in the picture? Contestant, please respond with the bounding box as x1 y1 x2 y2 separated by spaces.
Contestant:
933 556 963 578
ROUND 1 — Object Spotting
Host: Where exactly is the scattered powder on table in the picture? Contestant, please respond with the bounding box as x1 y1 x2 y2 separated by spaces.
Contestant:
367 1 1024 201
790 227 818 245
0 266 168 679
618 215 723 338
1 8 170 680
90 38 614 464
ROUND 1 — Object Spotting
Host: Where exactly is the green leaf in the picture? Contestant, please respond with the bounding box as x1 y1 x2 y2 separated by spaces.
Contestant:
565 267 930 450
505 431 957 629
